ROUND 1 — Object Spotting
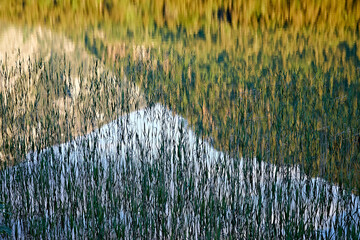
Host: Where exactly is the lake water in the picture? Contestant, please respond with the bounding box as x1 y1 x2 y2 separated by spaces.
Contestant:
0 20 359 239
3 103 359 238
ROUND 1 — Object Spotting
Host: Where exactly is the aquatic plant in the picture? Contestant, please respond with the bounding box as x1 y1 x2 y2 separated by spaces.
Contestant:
0 55 359 239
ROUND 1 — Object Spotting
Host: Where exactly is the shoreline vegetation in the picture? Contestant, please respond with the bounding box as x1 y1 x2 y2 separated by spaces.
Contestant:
1 0 359 34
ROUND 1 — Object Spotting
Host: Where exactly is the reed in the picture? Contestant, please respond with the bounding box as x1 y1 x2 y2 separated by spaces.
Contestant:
0 53 359 239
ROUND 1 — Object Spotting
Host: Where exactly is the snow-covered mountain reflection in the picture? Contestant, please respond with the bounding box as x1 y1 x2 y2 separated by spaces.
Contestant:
2 104 359 239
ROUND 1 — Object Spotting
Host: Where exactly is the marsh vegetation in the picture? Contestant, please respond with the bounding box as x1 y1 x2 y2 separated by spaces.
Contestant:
0 1 360 239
